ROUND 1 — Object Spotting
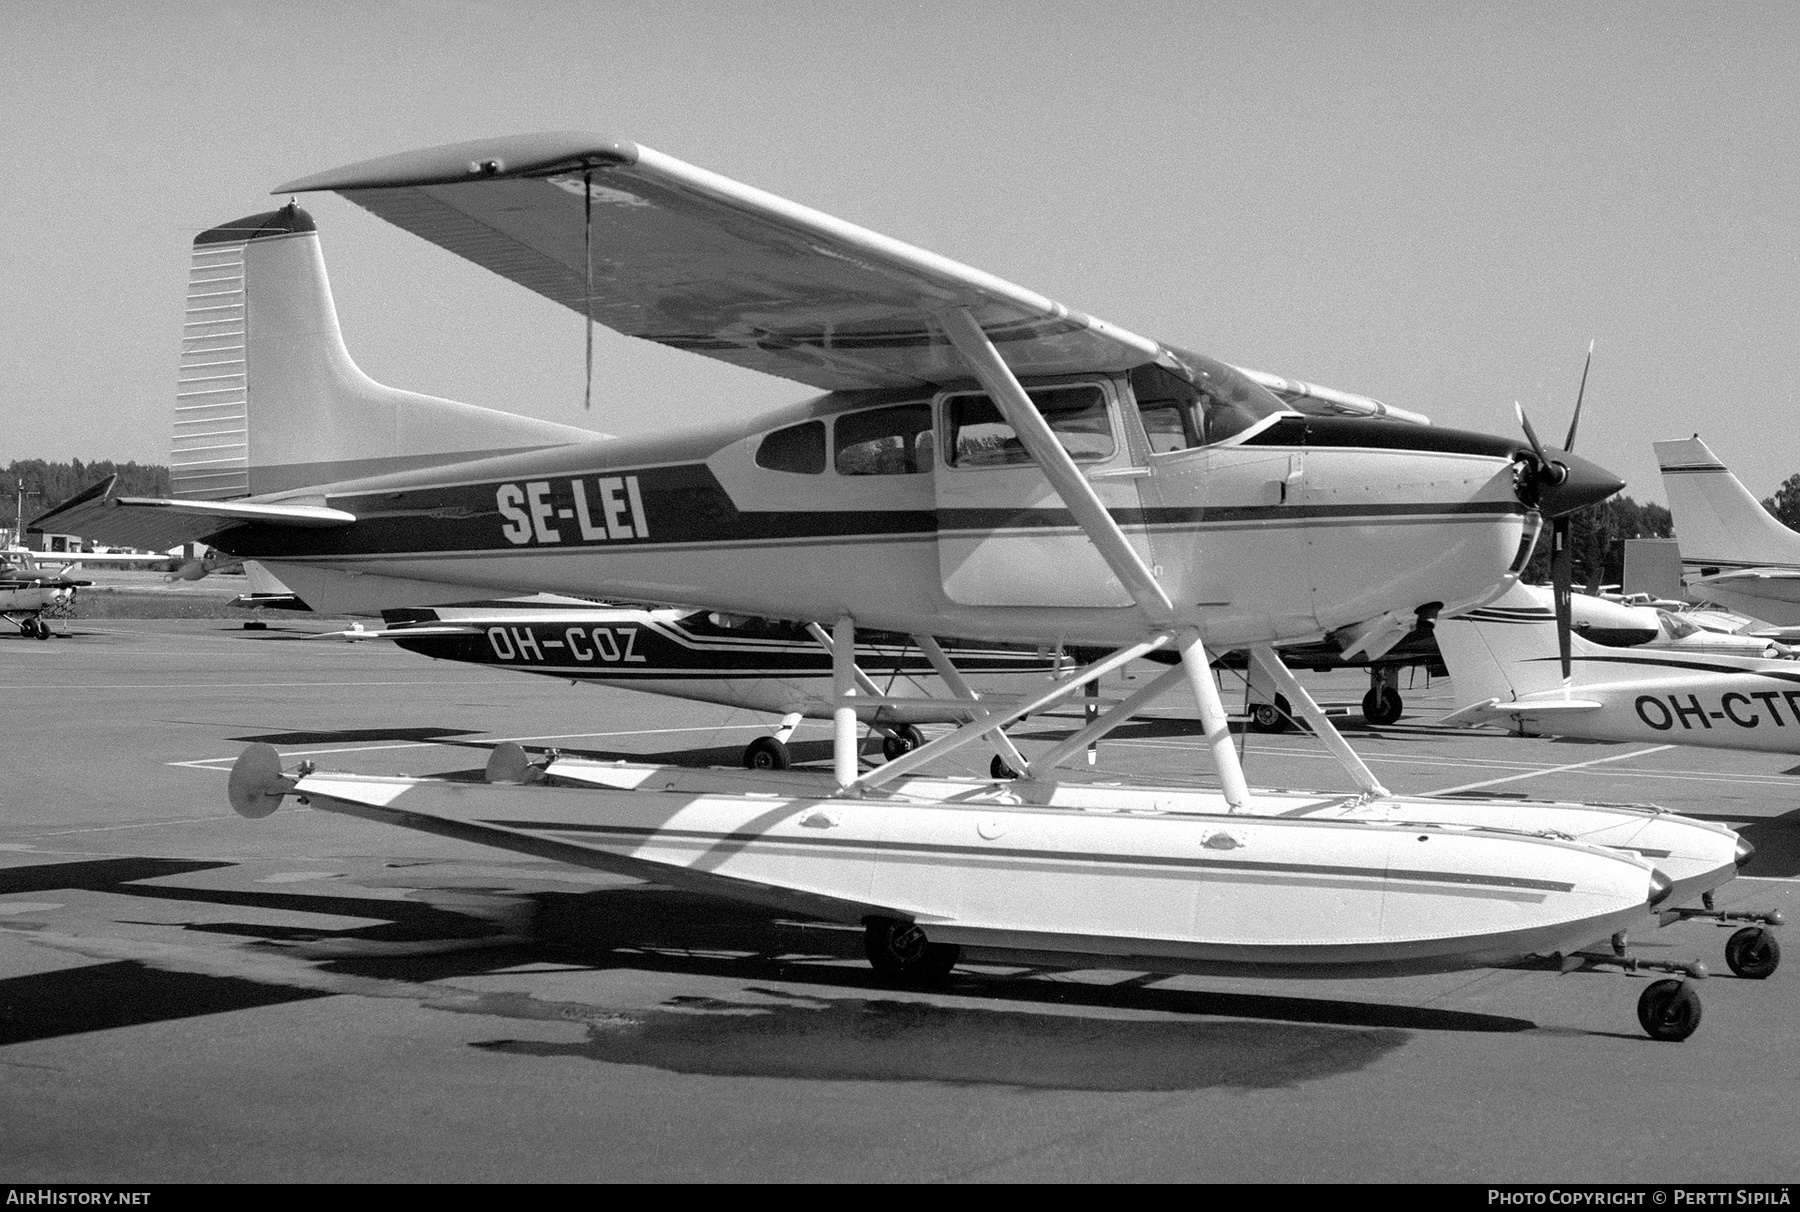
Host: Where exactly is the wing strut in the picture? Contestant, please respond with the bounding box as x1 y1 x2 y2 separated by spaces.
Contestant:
938 308 1174 623
1248 645 1389 797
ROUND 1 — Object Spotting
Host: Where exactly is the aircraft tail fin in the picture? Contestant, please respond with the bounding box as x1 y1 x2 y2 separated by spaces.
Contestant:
1436 582 1582 708
1654 436 1800 572
173 205 604 501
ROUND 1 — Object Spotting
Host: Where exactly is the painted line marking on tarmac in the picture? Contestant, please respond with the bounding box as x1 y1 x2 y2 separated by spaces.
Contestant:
1423 745 1676 796
36 814 237 836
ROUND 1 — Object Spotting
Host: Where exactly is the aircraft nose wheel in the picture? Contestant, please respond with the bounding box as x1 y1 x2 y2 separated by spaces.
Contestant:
863 917 960 985
743 736 792 770
1724 926 1781 979
1636 979 1703 1042
1361 685 1403 726
881 724 926 761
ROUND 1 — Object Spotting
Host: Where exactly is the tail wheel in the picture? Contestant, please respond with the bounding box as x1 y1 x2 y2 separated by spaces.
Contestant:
1248 694 1293 733
1636 978 1702 1042
743 736 792 770
1361 685 1403 726
863 917 959 985
881 724 926 761
1725 926 1781 979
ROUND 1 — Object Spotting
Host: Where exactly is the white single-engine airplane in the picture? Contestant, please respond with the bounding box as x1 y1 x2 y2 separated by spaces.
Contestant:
0 557 87 639
43 133 1754 1038
325 597 1064 771
1657 436 1800 626
1441 581 1800 755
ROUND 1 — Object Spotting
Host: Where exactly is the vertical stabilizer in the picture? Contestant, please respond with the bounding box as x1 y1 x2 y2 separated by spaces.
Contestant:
1655 436 1800 571
1436 582 1577 706
173 205 605 501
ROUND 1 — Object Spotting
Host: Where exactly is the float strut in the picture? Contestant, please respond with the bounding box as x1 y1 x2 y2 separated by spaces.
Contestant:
1178 629 1248 810
832 615 858 788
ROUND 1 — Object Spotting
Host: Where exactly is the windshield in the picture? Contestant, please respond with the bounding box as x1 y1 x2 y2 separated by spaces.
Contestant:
1138 350 1289 446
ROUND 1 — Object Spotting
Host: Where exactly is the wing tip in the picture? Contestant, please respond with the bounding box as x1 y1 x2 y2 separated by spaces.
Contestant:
273 131 641 194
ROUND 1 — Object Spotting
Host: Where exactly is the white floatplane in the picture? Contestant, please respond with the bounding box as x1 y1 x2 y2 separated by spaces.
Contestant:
42 132 1744 1037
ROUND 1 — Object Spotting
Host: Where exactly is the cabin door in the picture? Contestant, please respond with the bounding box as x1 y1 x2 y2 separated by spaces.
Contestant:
933 378 1152 608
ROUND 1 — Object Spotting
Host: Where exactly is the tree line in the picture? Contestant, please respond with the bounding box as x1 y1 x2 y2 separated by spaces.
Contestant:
3 460 170 537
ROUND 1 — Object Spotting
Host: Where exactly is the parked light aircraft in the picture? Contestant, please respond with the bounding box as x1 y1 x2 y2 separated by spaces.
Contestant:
325 597 1063 770
45 132 1750 1037
1657 436 1800 626
1441 581 1800 755
0 557 87 639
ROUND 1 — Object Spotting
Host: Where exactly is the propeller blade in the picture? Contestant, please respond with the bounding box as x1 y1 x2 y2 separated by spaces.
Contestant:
1564 339 1594 452
1552 517 1574 682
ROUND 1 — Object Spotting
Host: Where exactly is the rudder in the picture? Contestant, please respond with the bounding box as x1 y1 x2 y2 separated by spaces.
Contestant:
173 205 604 501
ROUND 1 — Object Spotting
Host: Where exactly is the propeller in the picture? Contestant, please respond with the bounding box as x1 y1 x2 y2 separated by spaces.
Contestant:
1514 340 1601 683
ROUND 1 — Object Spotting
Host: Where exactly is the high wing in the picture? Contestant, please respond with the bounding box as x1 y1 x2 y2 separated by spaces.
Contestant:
31 474 355 554
274 132 1284 409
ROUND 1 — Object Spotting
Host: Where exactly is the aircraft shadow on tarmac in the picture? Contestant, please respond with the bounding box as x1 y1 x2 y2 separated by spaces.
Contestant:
0 856 1551 1089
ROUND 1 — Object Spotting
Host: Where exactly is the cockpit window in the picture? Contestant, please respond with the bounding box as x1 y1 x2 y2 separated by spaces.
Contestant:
754 420 826 474
835 403 933 475
944 384 1114 467
1129 362 1283 447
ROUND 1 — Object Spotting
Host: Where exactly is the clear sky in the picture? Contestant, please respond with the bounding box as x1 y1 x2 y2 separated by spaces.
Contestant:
2 0 1796 505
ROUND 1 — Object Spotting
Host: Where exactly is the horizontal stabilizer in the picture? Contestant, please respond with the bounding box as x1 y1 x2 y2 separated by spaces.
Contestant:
31 475 354 553
1441 697 1603 726
1694 568 1800 584
310 624 483 641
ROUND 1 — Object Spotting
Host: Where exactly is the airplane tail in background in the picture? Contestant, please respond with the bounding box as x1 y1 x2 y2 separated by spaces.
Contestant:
173 205 604 501
1654 436 1800 572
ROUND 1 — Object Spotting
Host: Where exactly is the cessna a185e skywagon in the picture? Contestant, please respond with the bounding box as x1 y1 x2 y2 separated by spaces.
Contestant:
43 133 1756 1037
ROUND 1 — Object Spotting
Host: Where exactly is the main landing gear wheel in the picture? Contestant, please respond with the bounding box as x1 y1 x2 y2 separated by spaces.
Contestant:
18 620 34 638
1248 694 1293 734
863 917 960 986
743 735 792 770
1725 927 1781 979
990 754 1018 780
33 619 50 640
1361 685 1403 726
1636 979 1702 1042
882 724 926 761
